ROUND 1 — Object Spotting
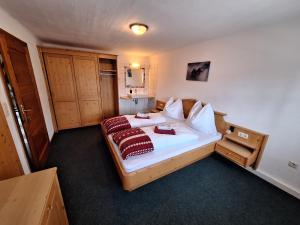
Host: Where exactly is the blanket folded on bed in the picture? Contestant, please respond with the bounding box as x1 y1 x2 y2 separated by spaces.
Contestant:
154 126 176 135
112 128 154 160
135 114 150 119
103 116 131 134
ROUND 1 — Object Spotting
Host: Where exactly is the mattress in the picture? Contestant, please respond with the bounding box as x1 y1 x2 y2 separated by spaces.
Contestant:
108 122 222 173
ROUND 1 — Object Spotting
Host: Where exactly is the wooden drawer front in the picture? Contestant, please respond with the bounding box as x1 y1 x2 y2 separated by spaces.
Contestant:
41 179 68 225
215 144 247 166
41 180 56 224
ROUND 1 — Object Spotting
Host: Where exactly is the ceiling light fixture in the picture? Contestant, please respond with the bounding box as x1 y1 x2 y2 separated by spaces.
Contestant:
130 23 148 35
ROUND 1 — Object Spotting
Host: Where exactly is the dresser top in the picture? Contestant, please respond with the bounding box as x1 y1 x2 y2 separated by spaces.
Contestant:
0 168 57 225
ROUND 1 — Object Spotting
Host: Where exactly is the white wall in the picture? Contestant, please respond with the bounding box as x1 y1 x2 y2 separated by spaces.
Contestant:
151 17 300 198
0 6 55 173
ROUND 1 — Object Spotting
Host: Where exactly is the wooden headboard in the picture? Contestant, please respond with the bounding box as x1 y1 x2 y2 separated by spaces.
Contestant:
155 99 228 134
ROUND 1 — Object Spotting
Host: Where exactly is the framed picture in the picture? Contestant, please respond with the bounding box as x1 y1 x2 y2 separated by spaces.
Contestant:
186 61 210 81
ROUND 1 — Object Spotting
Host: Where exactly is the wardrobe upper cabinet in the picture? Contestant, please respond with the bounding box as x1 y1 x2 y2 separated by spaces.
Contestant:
44 54 81 130
73 56 102 126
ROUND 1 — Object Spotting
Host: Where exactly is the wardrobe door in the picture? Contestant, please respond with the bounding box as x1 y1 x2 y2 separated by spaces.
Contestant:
100 75 117 119
73 56 102 126
44 54 81 130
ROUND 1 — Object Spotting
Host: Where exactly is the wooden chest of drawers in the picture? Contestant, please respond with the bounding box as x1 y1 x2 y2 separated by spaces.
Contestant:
0 168 69 225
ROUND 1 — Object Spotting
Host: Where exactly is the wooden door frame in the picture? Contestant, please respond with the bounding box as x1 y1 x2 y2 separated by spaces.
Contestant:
37 47 58 133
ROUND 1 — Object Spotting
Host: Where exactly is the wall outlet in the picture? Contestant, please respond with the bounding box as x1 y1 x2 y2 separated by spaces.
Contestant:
288 161 298 169
238 131 248 139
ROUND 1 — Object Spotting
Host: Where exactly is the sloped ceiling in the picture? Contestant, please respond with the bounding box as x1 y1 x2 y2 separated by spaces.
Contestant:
1 0 300 55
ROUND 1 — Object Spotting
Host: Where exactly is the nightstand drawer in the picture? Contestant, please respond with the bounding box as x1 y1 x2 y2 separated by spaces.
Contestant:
215 143 247 166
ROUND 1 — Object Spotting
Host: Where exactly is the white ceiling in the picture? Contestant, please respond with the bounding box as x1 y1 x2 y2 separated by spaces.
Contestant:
1 0 300 55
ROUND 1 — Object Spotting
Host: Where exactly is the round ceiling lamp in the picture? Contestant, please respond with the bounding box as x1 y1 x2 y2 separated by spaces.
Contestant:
129 23 149 35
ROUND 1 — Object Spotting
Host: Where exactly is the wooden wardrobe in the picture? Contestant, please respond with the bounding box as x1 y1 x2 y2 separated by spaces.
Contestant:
39 48 118 131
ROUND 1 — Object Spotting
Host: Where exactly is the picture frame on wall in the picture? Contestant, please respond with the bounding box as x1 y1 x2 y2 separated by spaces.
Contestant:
186 61 210 81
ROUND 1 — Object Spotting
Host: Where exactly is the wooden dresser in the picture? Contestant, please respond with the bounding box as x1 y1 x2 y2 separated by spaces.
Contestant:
0 168 69 225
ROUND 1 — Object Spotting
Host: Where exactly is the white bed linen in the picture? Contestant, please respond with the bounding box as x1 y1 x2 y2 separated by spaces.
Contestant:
124 112 167 128
108 122 222 173
141 122 199 150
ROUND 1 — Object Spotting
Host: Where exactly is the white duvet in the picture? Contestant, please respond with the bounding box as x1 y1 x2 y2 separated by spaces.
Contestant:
124 112 167 128
141 122 199 150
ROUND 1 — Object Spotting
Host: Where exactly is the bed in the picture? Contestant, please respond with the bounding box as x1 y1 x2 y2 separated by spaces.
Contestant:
101 99 228 191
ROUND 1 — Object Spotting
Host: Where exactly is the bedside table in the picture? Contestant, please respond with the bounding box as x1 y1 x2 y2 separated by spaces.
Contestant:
150 100 165 113
215 124 268 168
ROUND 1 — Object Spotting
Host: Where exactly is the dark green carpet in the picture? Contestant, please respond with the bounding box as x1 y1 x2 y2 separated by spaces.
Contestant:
46 126 300 225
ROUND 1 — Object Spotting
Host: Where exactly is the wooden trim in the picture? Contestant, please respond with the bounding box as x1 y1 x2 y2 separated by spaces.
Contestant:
114 62 120 115
101 123 216 191
253 134 269 169
38 46 117 59
37 47 58 132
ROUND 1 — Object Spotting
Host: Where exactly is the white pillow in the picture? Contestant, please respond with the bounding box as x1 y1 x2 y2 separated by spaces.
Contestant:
186 100 203 123
164 97 174 109
187 103 217 134
163 98 185 120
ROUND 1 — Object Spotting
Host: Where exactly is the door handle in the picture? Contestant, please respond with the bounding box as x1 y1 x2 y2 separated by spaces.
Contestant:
20 104 31 113
20 104 31 122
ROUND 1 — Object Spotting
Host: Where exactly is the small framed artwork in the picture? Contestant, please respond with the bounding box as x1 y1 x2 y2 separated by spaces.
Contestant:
186 61 211 81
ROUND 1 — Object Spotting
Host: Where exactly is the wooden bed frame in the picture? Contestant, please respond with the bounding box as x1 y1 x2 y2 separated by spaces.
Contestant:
101 99 228 191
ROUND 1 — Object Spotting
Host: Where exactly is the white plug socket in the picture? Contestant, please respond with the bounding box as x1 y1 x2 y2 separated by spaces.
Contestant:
288 161 298 169
238 131 248 139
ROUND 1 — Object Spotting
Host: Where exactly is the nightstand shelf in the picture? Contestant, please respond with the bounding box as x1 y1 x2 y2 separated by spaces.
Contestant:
215 123 268 168
224 133 258 149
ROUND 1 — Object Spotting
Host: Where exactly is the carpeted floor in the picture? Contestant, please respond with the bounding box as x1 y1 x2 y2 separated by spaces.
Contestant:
46 126 300 225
